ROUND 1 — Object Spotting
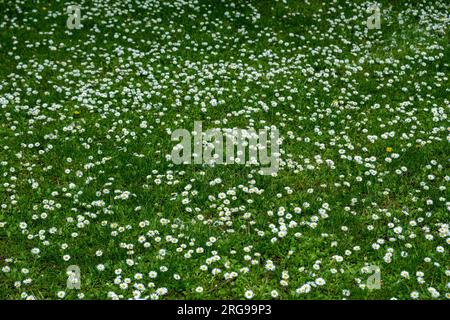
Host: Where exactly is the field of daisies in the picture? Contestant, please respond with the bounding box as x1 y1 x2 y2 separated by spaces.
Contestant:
0 0 449 300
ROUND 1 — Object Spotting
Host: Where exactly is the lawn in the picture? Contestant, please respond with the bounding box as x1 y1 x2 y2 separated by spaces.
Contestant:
0 0 449 300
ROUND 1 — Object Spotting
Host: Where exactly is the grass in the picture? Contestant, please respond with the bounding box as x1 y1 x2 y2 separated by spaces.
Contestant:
0 0 449 300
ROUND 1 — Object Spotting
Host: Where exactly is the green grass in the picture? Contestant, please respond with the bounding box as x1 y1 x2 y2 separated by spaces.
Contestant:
0 0 449 300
